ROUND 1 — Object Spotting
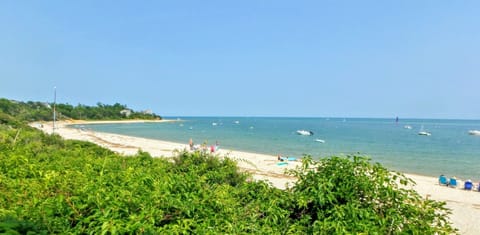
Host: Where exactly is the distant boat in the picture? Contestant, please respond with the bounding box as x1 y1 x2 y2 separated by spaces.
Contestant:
404 125 412 129
297 130 314 136
315 139 325 143
468 130 480 136
234 120 240 124
418 131 431 136
212 122 218 126
418 125 431 136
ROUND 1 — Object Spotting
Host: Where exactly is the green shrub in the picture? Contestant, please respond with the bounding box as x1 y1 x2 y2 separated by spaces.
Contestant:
287 156 456 234
0 216 47 235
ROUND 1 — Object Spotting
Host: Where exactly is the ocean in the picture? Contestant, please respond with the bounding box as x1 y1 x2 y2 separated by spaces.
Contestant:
76 117 480 180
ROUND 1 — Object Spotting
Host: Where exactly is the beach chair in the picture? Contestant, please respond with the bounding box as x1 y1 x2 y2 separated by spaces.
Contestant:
438 175 448 186
448 177 457 188
464 180 473 190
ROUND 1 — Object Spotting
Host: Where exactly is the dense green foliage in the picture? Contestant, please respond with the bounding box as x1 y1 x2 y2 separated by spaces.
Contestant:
288 156 454 234
0 99 456 234
0 98 161 122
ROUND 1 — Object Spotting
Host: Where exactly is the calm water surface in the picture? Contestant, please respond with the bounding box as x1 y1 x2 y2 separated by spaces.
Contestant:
76 117 480 180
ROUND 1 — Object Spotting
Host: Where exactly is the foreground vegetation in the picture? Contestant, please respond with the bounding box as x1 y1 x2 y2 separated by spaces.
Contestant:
0 98 456 234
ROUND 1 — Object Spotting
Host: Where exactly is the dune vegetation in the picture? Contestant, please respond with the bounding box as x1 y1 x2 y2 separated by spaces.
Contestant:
0 98 455 234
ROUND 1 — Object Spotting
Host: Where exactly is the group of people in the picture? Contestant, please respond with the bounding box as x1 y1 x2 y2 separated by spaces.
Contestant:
189 138 219 153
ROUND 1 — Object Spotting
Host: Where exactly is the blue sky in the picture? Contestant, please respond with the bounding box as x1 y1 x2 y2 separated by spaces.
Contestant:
1 1 479 119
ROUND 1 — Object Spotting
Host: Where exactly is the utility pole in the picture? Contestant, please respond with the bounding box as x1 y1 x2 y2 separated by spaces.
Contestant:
53 86 56 134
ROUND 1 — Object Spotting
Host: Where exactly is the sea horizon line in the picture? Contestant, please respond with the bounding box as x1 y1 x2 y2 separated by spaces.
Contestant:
163 116 480 122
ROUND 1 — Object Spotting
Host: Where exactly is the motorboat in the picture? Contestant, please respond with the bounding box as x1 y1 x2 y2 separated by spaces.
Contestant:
315 139 325 143
296 130 314 136
418 125 431 136
468 130 480 136
418 131 431 136
404 125 412 129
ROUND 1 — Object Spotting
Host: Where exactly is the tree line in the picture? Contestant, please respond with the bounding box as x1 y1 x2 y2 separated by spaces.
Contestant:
0 98 161 122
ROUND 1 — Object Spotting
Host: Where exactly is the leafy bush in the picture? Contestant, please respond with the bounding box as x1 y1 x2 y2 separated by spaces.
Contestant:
0 216 47 235
171 150 248 186
287 156 456 234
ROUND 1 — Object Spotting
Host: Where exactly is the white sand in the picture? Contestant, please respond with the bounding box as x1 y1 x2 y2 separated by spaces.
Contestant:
32 120 480 234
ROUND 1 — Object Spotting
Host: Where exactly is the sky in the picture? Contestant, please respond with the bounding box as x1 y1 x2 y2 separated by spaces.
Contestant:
1 1 479 119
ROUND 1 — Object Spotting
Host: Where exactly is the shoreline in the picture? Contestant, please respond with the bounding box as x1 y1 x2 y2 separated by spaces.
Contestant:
32 120 480 234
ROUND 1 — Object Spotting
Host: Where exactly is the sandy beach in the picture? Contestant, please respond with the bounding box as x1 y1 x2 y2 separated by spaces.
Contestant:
33 120 480 234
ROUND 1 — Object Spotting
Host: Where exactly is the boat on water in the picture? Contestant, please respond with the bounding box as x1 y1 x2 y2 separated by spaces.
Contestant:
468 130 480 136
212 122 218 126
404 125 412 129
418 125 431 136
315 139 325 143
418 131 431 136
296 130 314 136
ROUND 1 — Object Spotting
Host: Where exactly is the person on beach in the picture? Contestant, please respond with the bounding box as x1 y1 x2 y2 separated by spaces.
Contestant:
277 154 284 161
189 138 194 150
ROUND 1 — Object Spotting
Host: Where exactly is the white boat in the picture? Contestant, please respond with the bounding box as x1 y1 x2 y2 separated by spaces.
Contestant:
234 120 240 124
418 131 431 136
212 122 218 126
468 130 480 136
404 125 412 129
418 125 431 136
296 130 314 136
315 139 325 143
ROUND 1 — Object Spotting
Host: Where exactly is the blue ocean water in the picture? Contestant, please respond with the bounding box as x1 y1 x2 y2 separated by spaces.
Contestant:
77 117 480 180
